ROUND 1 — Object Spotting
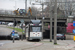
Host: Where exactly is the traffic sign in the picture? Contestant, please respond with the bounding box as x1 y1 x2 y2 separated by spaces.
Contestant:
73 21 75 26
12 30 15 36
20 19 24 23
73 29 75 34
12 33 14 36
12 30 15 32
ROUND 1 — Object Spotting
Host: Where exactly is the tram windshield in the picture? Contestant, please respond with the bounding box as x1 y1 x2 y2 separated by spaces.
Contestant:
30 26 42 32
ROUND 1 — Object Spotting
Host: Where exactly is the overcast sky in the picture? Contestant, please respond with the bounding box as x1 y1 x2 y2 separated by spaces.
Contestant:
0 0 46 10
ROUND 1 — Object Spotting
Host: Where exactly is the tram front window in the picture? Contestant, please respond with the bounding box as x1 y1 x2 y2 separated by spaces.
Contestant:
30 27 41 32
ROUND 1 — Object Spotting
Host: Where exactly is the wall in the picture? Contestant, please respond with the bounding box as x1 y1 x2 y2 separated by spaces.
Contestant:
66 34 74 40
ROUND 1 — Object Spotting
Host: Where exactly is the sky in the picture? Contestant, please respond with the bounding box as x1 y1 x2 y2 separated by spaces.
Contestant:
0 0 46 10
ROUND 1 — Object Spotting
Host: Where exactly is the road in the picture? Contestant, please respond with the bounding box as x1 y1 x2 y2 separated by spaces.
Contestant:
0 40 12 47
0 25 23 36
0 40 75 50
0 25 75 50
0 25 13 36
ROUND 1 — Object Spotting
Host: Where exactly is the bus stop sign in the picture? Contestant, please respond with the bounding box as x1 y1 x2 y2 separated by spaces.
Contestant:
73 21 75 26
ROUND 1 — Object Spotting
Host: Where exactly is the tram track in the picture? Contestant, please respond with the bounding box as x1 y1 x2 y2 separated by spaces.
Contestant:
7 42 44 50
55 40 75 50
22 42 43 50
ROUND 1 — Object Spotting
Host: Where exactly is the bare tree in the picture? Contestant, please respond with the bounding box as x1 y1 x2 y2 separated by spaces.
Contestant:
30 6 39 16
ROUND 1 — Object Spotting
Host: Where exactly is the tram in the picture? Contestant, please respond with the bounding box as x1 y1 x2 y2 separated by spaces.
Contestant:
26 20 42 41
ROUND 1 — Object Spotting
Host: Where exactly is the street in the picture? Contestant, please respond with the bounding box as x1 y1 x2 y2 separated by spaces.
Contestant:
1 0 75 50
0 40 75 50
0 40 12 46
0 25 75 50
0 25 12 36
0 25 23 40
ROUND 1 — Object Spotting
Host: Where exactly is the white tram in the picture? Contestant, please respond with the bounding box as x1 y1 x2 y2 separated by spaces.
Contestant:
26 20 42 41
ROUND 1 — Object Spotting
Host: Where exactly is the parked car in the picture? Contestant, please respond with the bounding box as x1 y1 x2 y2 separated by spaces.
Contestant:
57 34 66 40
7 23 14 26
10 32 20 40
2 22 6 25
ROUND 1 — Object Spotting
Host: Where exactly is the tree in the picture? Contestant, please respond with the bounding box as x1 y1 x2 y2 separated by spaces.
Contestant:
30 6 39 16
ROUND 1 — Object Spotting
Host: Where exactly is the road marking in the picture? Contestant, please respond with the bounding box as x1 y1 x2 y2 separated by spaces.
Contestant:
54 45 75 49
68 44 75 48
34 43 43 46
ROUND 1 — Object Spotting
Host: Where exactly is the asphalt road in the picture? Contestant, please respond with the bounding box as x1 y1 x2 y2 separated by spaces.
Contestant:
0 40 12 47
0 40 75 50
0 25 13 36
0 25 75 50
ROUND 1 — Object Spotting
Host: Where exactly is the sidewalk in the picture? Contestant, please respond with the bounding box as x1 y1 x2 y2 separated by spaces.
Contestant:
0 40 75 50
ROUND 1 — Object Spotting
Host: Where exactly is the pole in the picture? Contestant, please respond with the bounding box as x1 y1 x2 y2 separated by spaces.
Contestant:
54 0 57 44
25 22 26 39
74 27 75 42
25 0 27 13
36 8 37 20
25 0 27 39
65 0 67 17
50 0 52 42
42 3 44 40
73 19 75 42
13 18 15 43
21 23 23 41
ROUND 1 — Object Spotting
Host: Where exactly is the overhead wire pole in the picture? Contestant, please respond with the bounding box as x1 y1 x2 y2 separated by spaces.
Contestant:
42 0 44 40
50 0 52 42
25 0 27 14
13 19 15 43
54 0 57 44
25 0 27 39
65 0 67 17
